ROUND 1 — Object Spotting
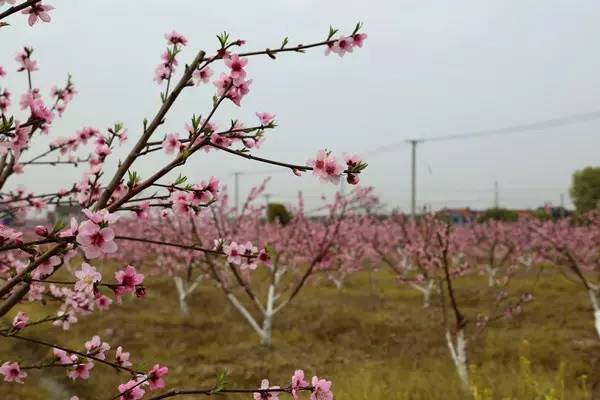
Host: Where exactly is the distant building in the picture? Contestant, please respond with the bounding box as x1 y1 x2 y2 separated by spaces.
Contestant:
436 208 479 224
49 204 82 224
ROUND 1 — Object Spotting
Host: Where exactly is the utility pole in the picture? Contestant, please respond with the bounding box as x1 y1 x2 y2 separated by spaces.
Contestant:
494 181 499 208
408 140 420 218
234 172 240 215
560 193 565 218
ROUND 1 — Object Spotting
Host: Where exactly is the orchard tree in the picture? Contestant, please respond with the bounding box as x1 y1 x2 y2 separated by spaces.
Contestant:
0 2 367 398
531 215 600 338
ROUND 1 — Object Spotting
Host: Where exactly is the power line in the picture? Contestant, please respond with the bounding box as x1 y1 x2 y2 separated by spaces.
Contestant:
416 110 600 143
393 109 600 215
362 109 600 156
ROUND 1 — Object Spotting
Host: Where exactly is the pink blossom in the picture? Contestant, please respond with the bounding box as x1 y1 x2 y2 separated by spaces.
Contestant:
258 249 272 268
162 133 181 154
213 73 232 96
229 78 252 106
114 265 144 296
21 2 54 26
308 150 327 176
115 346 132 368
52 348 72 365
95 293 112 311
32 255 61 279
148 364 168 390
310 376 333 400
256 112 275 126
189 185 212 205
253 379 280 400
82 208 119 225
165 30 188 46
343 153 361 168
76 224 118 259
210 133 232 148
85 335 110 360
224 242 242 264
153 64 171 84
59 217 79 238
0 361 27 383
74 263 102 292
331 36 354 57
170 190 192 215
0 224 21 245
308 150 344 183
118 379 145 400
67 362 94 380
95 143 111 159
352 33 368 48
193 67 213 84
243 138 257 148
53 310 77 330
224 54 248 80
135 201 150 219
15 50 37 72
0 66 5 78
12 311 28 330
27 283 45 301
0 88 10 112
30 98 54 124
291 370 308 400
203 176 220 194
239 241 258 270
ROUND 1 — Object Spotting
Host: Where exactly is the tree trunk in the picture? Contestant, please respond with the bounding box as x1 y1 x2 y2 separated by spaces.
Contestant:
410 279 434 308
260 284 276 346
446 328 469 390
588 289 600 339
173 277 189 316
486 265 497 287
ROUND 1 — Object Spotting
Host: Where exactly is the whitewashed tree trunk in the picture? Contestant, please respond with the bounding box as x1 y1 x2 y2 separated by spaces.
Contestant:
173 275 203 316
588 289 600 338
220 267 287 346
261 284 276 346
410 279 435 307
174 277 190 316
486 265 497 287
226 293 268 343
446 329 469 390
328 272 345 290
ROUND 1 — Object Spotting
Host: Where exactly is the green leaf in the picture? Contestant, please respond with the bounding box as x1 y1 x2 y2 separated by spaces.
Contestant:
174 174 188 186
327 25 339 40
51 218 66 235
211 370 228 394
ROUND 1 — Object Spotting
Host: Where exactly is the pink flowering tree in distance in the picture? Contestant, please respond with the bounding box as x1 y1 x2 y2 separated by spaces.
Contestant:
368 214 534 390
465 220 520 287
118 181 374 345
530 213 600 338
0 3 366 398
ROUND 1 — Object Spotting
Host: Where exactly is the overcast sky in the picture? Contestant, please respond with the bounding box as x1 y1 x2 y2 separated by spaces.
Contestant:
2 0 600 212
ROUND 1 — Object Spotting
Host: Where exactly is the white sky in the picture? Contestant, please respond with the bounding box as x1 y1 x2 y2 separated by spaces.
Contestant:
2 0 600 212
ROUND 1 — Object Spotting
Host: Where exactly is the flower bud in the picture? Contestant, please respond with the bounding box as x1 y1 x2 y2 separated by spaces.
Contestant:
346 173 359 185
34 225 48 237
135 286 146 298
